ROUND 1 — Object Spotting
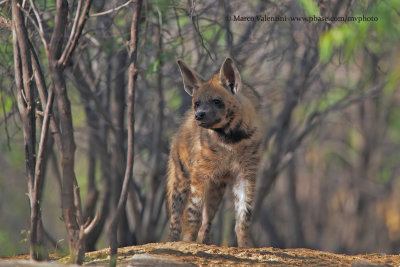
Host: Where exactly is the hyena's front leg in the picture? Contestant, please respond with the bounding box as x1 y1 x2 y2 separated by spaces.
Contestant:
198 181 227 244
233 175 255 247
182 179 207 242
168 183 189 241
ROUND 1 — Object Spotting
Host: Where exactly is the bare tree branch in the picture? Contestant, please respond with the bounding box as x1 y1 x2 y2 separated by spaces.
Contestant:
58 0 93 69
28 0 49 50
188 0 215 61
90 0 133 17
30 45 63 152
33 86 54 212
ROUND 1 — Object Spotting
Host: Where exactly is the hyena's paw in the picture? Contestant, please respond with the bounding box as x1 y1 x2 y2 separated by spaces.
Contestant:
198 222 212 244
182 220 201 242
236 228 253 248
181 230 198 242
168 227 181 242
237 237 253 248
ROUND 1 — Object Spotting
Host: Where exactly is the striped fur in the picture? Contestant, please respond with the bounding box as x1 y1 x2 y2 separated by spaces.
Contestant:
167 58 263 247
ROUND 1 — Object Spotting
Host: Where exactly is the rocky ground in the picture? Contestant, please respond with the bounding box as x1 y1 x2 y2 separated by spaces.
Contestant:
1 242 400 266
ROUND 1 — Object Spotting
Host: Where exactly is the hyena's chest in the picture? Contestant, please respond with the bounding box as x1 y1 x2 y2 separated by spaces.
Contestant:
193 136 260 181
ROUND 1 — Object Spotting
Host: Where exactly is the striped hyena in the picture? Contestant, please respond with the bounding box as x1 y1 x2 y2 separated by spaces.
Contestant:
167 58 263 247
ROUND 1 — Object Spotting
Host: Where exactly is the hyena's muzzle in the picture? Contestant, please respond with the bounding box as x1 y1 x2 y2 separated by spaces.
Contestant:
194 99 224 128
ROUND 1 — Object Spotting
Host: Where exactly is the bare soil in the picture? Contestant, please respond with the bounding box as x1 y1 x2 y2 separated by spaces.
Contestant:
2 242 399 266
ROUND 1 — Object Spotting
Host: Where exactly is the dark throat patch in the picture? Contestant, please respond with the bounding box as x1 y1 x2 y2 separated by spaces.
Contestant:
213 121 256 144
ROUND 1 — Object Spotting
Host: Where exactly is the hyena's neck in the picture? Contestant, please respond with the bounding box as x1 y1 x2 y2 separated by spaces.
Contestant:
211 106 256 145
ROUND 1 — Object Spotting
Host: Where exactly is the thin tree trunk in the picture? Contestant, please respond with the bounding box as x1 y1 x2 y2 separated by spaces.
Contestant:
83 108 99 227
110 49 133 246
85 142 111 251
47 2 82 255
287 156 305 247
11 0 48 260
109 0 143 264
71 60 100 227
46 0 96 263
70 60 109 251
48 59 83 263
142 14 164 243
223 0 233 55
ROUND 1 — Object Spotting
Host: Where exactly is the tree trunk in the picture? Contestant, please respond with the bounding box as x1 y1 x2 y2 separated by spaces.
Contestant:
109 0 143 264
47 0 95 263
110 49 133 247
48 57 84 262
11 0 48 260
142 16 164 243
287 156 305 247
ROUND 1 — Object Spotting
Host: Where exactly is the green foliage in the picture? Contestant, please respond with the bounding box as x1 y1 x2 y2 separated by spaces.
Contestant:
319 0 400 62
374 0 400 41
298 0 320 17
166 89 182 112
0 1 10 21
387 108 400 144
0 36 14 68
319 24 354 62
0 229 17 257
0 92 13 116
202 24 220 41
150 58 161 73
6 143 25 172
384 69 400 96
147 52 169 75
19 229 29 244
0 29 15 120
318 87 349 112
347 127 362 154
378 155 398 185
296 87 350 123
151 0 177 19
177 13 189 29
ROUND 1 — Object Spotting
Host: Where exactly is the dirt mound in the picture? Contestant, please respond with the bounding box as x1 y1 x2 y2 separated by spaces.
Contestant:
2 242 399 266
78 242 399 266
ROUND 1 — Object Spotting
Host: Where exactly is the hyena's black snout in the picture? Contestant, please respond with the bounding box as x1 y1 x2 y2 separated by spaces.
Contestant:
195 111 206 121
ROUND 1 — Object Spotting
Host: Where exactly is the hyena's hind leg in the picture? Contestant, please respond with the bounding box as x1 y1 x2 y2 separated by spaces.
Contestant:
168 182 190 241
233 176 255 247
198 181 227 244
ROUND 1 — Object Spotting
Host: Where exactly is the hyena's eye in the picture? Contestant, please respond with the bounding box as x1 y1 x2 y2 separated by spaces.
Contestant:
194 101 200 108
213 99 222 105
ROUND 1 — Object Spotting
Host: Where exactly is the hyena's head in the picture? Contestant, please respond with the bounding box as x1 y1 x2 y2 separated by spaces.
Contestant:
177 58 242 129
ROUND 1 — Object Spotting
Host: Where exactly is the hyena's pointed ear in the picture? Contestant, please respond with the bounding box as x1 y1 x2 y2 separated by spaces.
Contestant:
219 57 242 95
177 60 203 96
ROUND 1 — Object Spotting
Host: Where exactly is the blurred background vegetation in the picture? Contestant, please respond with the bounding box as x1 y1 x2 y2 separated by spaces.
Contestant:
1 0 400 257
